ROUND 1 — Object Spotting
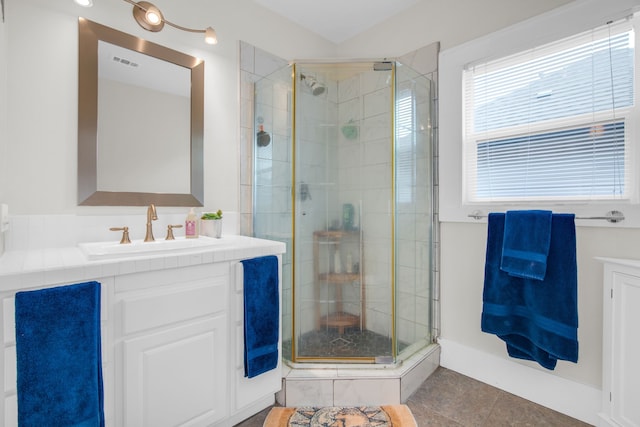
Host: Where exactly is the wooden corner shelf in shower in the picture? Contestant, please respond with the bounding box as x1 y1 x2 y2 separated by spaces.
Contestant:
319 312 360 335
313 229 365 335
318 273 359 283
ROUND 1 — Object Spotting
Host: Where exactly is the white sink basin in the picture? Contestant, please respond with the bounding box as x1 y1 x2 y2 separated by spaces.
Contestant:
79 236 226 260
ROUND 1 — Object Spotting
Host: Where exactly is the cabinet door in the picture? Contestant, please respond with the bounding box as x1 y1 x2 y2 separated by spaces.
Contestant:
123 316 227 427
611 272 640 427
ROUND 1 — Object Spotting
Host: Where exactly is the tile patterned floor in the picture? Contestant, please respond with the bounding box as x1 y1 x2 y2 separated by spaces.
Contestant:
282 329 407 359
234 367 591 426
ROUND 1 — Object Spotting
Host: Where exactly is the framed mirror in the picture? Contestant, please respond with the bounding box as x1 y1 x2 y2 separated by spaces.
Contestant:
78 18 204 206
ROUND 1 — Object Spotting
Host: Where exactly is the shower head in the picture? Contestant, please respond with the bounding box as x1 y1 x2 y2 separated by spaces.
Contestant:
301 74 326 96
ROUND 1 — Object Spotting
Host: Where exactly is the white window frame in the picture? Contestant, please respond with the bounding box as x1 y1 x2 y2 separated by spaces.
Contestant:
438 0 640 227
462 19 636 204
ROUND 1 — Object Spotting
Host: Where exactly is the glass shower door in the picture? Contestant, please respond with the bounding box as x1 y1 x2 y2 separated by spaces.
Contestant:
293 63 395 362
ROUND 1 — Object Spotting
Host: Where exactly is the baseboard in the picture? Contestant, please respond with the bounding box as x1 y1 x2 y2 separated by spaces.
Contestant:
438 338 601 425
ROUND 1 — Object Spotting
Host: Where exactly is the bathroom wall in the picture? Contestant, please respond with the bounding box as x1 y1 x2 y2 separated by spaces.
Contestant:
0 0 335 248
0 0 571 240
437 0 640 423
0 10 6 255
335 0 573 57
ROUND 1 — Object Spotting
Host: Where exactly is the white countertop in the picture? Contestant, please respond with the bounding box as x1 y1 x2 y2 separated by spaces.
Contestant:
0 235 285 292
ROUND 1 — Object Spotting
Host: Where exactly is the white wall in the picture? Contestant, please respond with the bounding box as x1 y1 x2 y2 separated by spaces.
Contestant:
0 0 573 217
438 0 640 423
336 0 573 57
0 6 6 204
0 8 7 254
0 0 336 216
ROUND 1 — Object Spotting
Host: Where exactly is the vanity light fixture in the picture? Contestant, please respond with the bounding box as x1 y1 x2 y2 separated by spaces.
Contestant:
123 0 218 45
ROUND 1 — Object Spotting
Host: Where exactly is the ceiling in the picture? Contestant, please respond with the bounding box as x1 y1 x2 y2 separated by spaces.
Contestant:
252 0 420 44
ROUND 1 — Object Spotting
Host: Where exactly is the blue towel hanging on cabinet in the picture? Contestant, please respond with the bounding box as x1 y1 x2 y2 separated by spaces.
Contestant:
241 255 280 378
15 281 104 427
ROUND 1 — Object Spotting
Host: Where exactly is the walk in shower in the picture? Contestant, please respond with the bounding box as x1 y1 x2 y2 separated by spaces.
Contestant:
253 60 435 364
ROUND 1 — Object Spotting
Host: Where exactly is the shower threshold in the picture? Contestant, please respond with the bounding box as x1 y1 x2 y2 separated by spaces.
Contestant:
277 343 440 406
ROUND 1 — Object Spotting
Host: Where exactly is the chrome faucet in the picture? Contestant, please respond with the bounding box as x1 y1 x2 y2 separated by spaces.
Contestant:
144 204 158 242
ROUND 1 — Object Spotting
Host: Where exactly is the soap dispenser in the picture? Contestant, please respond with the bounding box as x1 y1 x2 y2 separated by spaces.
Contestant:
185 208 198 238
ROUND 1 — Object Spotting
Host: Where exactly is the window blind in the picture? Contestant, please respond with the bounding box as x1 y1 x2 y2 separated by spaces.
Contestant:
463 19 634 202
396 88 415 204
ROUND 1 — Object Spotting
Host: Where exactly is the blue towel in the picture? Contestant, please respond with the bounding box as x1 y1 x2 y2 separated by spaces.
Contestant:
15 281 104 427
482 213 578 370
242 255 279 378
501 210 552 280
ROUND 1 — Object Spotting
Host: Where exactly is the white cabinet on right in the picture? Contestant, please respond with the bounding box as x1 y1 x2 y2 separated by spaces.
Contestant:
598 258 640 427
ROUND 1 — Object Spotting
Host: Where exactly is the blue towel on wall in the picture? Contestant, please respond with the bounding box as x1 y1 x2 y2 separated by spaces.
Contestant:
482 213 578 370
242 255 279 378
15 281 104 427
501 210 552 280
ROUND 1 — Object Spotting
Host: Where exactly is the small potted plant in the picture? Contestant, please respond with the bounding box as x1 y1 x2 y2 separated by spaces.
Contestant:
200 209 223 238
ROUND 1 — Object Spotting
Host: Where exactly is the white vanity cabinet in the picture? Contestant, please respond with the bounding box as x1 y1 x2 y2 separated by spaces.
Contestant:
0 235 285 427
113 263 229 427
598 259 640 427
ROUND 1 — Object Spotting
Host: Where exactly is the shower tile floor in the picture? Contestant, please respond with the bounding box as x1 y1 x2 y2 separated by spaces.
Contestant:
234 367 590 426
283 329 409 359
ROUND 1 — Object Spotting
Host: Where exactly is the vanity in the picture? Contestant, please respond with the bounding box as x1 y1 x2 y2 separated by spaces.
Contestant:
0 14 286 426
0 235 285 427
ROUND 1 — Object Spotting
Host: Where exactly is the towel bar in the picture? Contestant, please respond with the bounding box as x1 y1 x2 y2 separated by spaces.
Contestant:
468 210 625 223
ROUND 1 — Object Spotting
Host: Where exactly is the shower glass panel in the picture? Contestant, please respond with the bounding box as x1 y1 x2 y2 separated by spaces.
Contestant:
252 64 294 351
293 62 395 362
394 63 434 359
253 60 433 364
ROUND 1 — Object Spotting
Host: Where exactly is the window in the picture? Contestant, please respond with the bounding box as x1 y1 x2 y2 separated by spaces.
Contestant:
396 88 415 204
463 19 635 203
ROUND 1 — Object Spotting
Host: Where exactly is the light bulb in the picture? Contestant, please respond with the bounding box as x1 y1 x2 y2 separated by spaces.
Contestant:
74 0 93 6
205 27 218 45
146 10 161 25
